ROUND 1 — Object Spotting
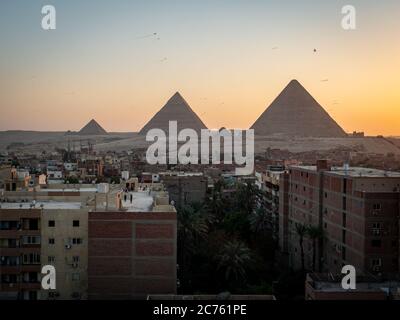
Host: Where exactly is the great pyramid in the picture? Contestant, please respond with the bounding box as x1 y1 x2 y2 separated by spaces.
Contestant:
78 119 107 135
251 80 347 137
139 92 207 135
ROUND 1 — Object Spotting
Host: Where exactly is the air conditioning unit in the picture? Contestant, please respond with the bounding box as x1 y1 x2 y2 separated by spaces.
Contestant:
72 263 79 268
65 244 72 249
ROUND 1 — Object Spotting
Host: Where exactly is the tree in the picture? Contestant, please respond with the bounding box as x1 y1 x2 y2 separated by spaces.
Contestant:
235 183 262 216
177 203 209 290
306 225 324 271
216 240 253 286
295 223 307 271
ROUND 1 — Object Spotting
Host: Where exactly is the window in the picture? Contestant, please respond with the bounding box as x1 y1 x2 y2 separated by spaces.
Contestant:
373 203 382 210
22 236 41 245
73 220 79 227
72 238 82 245
48 220 55 227
23 253 40 265
48 256 55 263
372 223 381 236
324 192 328 198
48 238 55 245
72 256 80 263
371 240 381 247
72 273 80 281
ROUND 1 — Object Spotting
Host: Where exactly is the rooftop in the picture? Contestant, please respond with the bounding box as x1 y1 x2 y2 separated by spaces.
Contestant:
121 191 154 212
44 188 98 193
291 166 400 178
308 274 400 294
0 201 83 210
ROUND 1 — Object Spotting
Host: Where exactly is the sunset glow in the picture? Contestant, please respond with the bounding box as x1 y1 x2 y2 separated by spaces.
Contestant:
1 0 399 135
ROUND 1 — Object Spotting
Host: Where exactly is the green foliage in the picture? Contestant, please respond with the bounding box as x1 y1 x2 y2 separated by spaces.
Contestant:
176 179 288 296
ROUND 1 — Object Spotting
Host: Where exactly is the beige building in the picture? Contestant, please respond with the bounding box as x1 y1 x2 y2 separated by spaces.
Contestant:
40 205 88 300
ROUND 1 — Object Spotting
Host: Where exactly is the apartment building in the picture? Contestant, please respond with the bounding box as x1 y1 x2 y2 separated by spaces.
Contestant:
281 160 400 274
256 165 287 240
0 206 41 300
88 184 177 299
0 201 89 300
40 205 88 300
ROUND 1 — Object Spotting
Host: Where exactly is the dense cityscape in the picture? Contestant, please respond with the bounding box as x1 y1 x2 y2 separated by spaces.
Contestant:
1 80 400 301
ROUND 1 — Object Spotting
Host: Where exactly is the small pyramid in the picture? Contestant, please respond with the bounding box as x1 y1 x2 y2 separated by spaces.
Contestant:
78 119 107 135
251 80 347 137
139 92 207 135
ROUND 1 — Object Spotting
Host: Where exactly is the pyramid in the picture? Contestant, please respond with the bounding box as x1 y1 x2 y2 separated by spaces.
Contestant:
139 92 207 135
78 119 107 135
251 80 347 137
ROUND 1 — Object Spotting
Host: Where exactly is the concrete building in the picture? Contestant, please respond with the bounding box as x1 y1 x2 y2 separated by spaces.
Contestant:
0 201 88 300
256 165 287 240
40 205 88 300
305 273 400 300
281 160 400 274
160 172 207 208
1 179 177 300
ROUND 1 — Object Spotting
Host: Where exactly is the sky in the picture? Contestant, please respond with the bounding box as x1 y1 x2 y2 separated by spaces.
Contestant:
0 0 399 135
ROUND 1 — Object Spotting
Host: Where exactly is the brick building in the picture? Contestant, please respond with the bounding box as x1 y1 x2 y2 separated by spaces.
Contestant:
0 207 41 300
88 210 177 299
281 160 400 274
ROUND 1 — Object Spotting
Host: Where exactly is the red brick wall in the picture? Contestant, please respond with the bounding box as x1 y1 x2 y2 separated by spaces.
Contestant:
88 211 177 300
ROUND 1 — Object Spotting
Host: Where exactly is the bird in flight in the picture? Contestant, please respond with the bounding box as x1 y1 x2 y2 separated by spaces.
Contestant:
136 32 158 39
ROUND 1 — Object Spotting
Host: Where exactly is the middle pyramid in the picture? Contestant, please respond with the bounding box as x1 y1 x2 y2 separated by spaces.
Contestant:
139 92 207 135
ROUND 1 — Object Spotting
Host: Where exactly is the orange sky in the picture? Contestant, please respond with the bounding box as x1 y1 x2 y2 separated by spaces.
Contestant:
1 1 399 135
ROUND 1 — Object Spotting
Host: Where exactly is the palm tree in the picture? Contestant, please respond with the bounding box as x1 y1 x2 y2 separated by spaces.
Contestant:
249 207 272 236
295 223 307 271
177 203 209 290
306 225 324 271
177 204 208 255
216 240 253 284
